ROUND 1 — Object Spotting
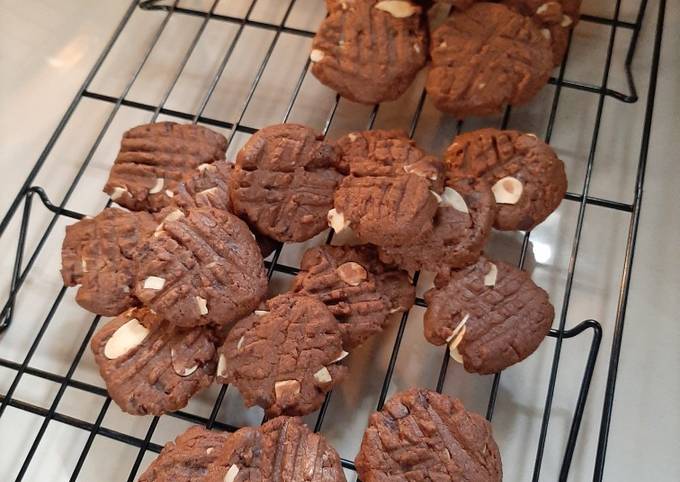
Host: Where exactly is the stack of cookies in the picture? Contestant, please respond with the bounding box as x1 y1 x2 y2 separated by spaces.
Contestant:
310 0 581 117
325 127 566 375
61 122 418 418
60 119 566 480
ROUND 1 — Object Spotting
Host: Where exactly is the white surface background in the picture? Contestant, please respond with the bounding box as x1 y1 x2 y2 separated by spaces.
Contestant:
0 0 678 481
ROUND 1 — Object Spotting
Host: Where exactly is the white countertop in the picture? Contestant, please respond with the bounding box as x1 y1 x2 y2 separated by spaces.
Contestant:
0 0 678 481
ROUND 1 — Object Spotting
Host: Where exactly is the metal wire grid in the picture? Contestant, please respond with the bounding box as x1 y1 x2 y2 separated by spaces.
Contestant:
0 0 667 480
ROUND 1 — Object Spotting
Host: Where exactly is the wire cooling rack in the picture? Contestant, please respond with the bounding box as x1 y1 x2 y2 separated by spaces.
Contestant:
0 0 667 480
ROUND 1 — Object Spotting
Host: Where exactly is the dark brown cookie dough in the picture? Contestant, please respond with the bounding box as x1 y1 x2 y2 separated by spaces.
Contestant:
426 2 553 118
61 207 157 316
379 179 496 273
425 256 554 374
90 308 216 415
311 0 428 105
134 207 267 328
203 417 347 482
138 426 229 482
230 124 343 242
216 293 348 417
332 130 444 246
292 245 415 349
104 122 227 212
504 0 581 65
356 388 502 482
159 160 279 258
445 128 567 230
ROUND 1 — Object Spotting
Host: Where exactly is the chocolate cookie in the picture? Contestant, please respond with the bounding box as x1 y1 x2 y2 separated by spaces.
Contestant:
333 129 445 182
138 426 229 482
171 160 235 212
425 256 554 374
356 388 502 481
216 293 348 417
230 124 343 242
134 207 267 328
104 122 227 212
426 2 553 118
203 417 347 482
310 0 428 105
445 128 567 230
61 207 157 316
504 0 581 65
332 130 444 246
90 308 216 415
378 179 495 273
292 245 415 349
160 161 279 258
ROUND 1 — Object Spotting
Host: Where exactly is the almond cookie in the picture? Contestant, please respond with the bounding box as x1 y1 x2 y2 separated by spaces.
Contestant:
170 160 235 213
230 124 343 242
216 293 348 417
159 160 279 258
203 417 347 482
134 207 267 328
332 130 444 246
425 256 554 374
333 129 445 182
504 0 581 65
104 122 227 212
90 308 216 415
356 388 502 481
310 0 428 105
445 128 567 230
426 2 553 118
378 179 496 274
138 426 229 482
61 207 157 316
293 245 415 349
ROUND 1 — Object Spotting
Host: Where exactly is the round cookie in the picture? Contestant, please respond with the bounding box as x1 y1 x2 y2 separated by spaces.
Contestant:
310 0 428 105
104 122 227 212
134 207 267 328
90 308 216 415
216 293 348 417
378 179 496 274
203 417 347 482
138 426 229 482
292 245 415 349
426 2 553 118
424 256 554 374
445 128 567 230
504 0 581 65
332 130 444 246
160 160 279 258
61 208 157 316
356 388 502 481
230 124 343 242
